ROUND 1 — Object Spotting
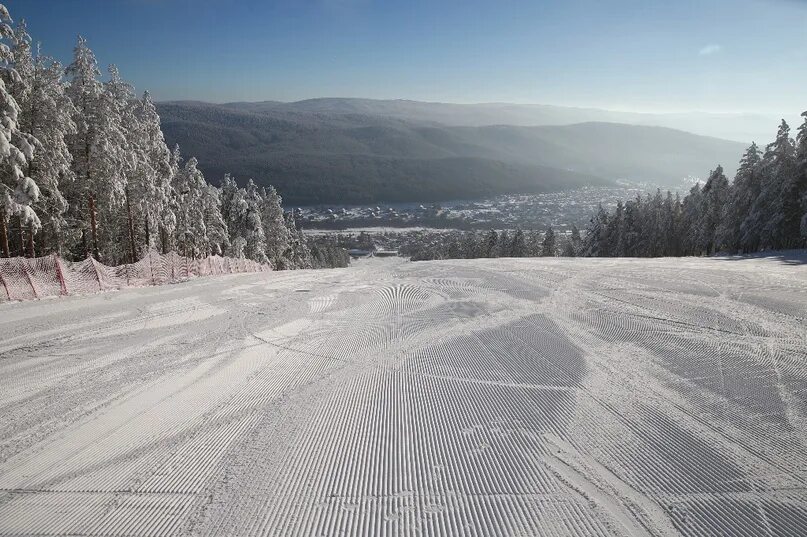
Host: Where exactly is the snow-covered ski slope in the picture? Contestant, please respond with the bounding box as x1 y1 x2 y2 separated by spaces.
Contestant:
1 255 806 536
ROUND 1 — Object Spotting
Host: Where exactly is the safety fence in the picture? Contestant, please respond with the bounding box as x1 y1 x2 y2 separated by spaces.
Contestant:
0 250 271 303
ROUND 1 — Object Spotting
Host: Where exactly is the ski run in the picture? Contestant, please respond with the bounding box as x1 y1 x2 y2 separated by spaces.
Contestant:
1 255 806 536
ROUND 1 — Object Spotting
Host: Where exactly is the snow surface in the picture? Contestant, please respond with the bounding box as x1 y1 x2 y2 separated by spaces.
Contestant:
0 255 806 536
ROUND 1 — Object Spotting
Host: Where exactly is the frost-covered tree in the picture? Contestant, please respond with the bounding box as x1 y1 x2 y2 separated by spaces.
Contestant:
100 63 137 262
697 166 730 254
14 35 77 256
220 174 251 258
569 224 582 256
791 112 807 246
172 148 204 257
65 36 120 260
131 90 174 254
243 179 268 263
748 120 796 250
283 211 312 269
541 226 556 257
510 227 526 257
680 183 703 255
0 7 40 257
716 143 762 253
202 183 228 256
480 229 498 258
260 185 290 267
582 205 608 257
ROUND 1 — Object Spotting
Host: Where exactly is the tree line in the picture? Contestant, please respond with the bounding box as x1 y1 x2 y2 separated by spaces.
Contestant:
0 5 346 269
401 115 807 262
398 226 580 261
582 117 807 257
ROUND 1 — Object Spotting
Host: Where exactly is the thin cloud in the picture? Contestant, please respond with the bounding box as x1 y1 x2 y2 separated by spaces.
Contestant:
699 44 722 56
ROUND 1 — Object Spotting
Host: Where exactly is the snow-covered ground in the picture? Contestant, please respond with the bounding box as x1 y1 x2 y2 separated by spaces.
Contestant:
1 255 806 536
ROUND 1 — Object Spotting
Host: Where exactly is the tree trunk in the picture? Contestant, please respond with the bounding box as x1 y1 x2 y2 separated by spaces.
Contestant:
160 227 167 254
88 194 100 261
144 218 150 251
27 225 35 258
18 216 25 258
81 228 88 259
125 190 137 263
0 209 9 257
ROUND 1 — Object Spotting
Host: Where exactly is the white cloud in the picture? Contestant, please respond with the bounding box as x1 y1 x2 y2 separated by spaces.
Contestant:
698 44 722 56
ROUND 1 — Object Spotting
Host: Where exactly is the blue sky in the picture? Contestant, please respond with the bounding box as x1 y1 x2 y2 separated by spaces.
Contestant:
5 0 807 115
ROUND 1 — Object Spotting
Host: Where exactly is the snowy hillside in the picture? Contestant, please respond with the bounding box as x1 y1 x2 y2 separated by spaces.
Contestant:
1 256 806 536
158 101 747 205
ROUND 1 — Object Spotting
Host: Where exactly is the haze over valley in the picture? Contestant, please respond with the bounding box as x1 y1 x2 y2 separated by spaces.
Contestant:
158 99 748 205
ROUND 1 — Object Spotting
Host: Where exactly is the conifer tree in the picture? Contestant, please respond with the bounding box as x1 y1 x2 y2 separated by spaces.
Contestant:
15 36 76 256
260 185 290 267
791 112 807 246
65 36 118 260
510 228 526 257
541 226 556 257
0 6 40 256
720 143 761 253
750 120 796 250
243 179 268 263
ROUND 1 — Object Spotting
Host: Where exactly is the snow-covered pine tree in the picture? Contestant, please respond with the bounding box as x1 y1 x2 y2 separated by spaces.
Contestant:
481 229 498 258
202 182 228 256
283 210 312 269
510 228 526 257
720 143 762 253
541 226 556 257
792 112 807 246
698 166 730 254
220 174 250 258
11 24 77 256
498 230 510 257
461 230 479 258
607 201 624 256
0 6 41 257
131 90 174 254
569 224 582 256
243 179 268 263
65 36 121 260
621 197 641 256
560 235 575 257
646 189 665 256
749 120 796 250
100 64 138 263
171 147 195 256
260 185 290 268
680 183 703 255
581 204 608 257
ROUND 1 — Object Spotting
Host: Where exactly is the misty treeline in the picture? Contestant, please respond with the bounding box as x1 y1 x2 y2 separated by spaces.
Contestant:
399 226 577 261
0 6 347 269
583 117 807 257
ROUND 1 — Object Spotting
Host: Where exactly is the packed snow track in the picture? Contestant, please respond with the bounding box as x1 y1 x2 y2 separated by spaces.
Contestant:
1 256 806 536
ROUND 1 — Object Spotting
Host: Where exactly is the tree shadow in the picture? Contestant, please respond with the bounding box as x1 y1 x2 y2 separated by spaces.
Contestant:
714 249 807 266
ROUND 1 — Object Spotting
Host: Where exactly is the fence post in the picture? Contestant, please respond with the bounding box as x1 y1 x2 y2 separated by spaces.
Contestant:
53 254 68 296
149 249 156 286
91 257 103 291
0 261 10 301
19 257 38 298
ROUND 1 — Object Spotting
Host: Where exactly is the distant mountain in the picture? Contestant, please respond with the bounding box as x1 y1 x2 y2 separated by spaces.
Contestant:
157 100 748 205
221 98 782 143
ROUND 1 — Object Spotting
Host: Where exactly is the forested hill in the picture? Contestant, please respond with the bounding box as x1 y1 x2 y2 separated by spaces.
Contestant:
157 101 747 205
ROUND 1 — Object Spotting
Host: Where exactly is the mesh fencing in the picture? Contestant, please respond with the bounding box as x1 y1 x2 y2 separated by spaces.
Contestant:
0 250 271 303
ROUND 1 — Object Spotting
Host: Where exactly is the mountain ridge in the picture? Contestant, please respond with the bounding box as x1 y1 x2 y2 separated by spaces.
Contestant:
157 100 748 205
